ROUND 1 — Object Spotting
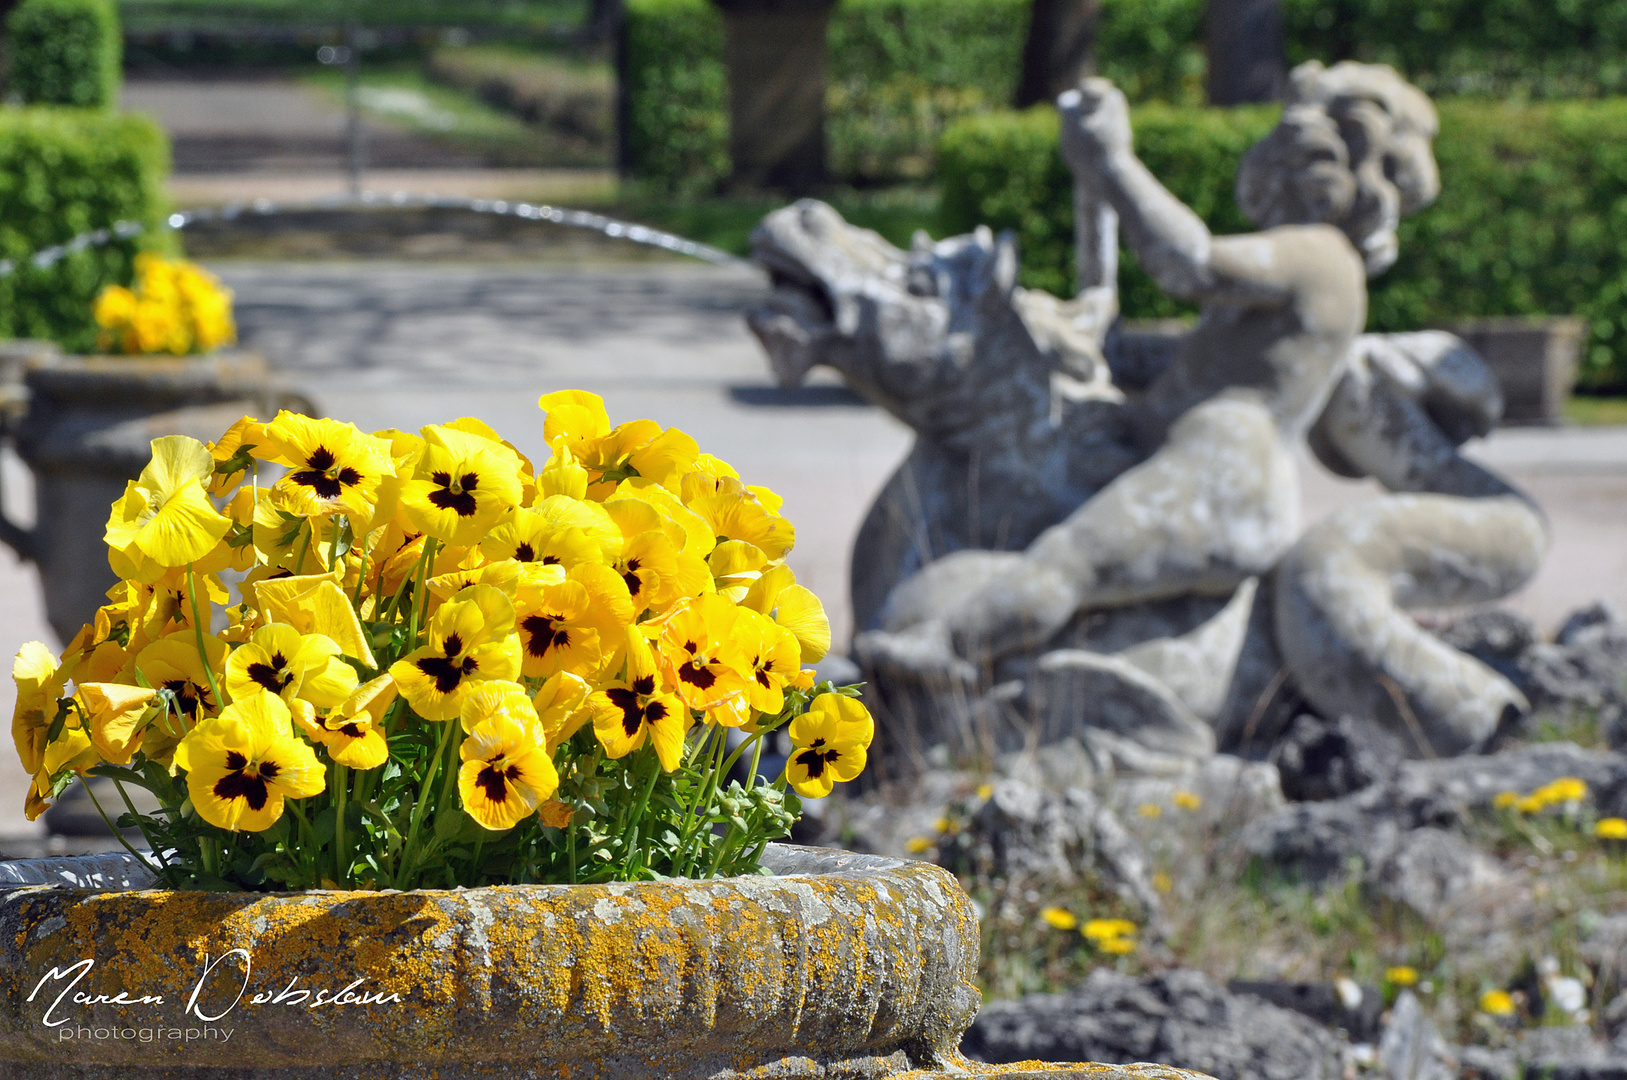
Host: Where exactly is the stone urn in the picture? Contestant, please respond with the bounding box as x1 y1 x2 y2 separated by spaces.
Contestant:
0 345 312 642
0 844 1181 1080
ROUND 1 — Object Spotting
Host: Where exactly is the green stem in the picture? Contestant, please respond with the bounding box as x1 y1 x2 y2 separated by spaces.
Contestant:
399 718 457 887
111 776 170 871
185 565 223 715
334 762 349 887
679 725 731 874
405 538 439 653
82 780 163 877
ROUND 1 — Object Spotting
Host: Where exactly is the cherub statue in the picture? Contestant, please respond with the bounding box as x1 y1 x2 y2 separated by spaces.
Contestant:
747 62 1547 772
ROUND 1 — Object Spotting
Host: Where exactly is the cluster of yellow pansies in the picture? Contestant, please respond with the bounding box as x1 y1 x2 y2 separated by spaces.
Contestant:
93 254 236 356
10 391 871 888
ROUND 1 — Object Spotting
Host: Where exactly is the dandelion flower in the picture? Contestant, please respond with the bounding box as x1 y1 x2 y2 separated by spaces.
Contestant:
1386 966 1419 987
1138 803 1162 818
1493 790 1519 810
1083 918 1137 942
905 836 934 855
1479 989 1516 1017
1173 790 1202 811
1597 818 1627 840
1040 906 1078 930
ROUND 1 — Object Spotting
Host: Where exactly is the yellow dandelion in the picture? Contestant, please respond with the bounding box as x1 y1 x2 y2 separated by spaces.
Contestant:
1040 906 1078 931
1098 936 1137 955
1386 966 1420 987
1493 791 1519 810
904 836 934 855
1172 790 1202 811
1138 803 1162 818
976 782 993 801
1082 918 1138 942
933 816 951 834
1479 989 1516 1017
1596 817 1627 840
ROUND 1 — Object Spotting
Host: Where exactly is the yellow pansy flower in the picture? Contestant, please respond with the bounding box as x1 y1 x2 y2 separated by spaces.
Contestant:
174 693 325 832
389 585 522 721
657 595 753 716
263 412 396 522
533 671 593 753
785 692 872 798
458 686 559 830
400 425 525 546
681 473 795 561
251 571 377 666
735 609 802 716
103 436 233 576
741 563 830 663
224 624 358 711
78 682 159 766
310 674 396 769
481 496 620 578
588 629 688 771
514 562 633 681
12 641 64 776
205 415 266 496
129 635 230 726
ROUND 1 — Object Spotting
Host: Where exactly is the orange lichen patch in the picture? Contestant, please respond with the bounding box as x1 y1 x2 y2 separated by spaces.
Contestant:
0 853 983 1078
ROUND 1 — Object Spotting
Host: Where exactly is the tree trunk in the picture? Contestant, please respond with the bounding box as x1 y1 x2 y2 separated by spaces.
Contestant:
712 0 835 194
1206 0 1285 105
1015 0 1098 108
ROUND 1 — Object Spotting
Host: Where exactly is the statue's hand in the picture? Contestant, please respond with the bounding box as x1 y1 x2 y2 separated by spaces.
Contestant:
1058 77 1133 171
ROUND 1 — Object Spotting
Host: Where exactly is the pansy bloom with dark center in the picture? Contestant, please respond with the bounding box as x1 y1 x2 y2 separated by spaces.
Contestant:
457 683 559 830
174 695 325 831
785 692 873 798
589 630 688 770
265 412 395 522
401 426 525 547
390 585 522 721
224 623 357 710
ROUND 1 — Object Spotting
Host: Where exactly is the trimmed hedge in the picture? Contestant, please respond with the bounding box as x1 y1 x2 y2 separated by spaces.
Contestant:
0 108 173 350
939 100 1627 391
5 0 121 108
623 0 1031 189
622 0 728 195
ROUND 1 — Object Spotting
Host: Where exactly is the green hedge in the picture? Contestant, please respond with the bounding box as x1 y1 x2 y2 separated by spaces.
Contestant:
6 0 121 108
940 100 1627 391
622 0 728 195
623 0 1030 189
0 108 172 350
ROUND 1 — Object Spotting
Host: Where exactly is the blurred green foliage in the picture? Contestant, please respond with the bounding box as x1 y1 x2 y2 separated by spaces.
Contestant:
939 99 1627 391
7 0 121 108
0 109 173 350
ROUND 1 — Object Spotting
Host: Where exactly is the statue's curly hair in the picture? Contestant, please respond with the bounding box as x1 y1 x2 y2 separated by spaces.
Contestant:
1237 61 1440 276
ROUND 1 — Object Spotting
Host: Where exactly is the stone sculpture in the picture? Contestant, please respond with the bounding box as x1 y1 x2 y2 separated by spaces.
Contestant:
746 61 1547 772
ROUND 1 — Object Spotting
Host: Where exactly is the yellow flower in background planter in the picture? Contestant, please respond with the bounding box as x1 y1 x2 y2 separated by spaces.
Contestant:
94 254 236 356
1479 989 1517 1017
103 435 232 574
459 684 560 830
390 584 522 722
175 694 324 832
1386 966 1420 987
786 692 873 798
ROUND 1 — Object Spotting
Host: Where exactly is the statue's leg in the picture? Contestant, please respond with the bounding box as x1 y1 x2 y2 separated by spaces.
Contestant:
1274 492 1548 756
947 397 1300 658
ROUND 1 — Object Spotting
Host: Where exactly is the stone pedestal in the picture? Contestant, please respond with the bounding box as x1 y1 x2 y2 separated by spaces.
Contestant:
1450 316 1585 426
712 0 836 192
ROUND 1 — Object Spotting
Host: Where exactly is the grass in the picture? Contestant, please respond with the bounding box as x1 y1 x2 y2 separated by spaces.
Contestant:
1566 395 1627 426
303 66 568 168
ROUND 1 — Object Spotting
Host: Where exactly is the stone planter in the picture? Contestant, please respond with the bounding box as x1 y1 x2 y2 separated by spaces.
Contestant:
0 846 969 1079
0 347 311 642
1448 316 1586 426
0 844 1147 1080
